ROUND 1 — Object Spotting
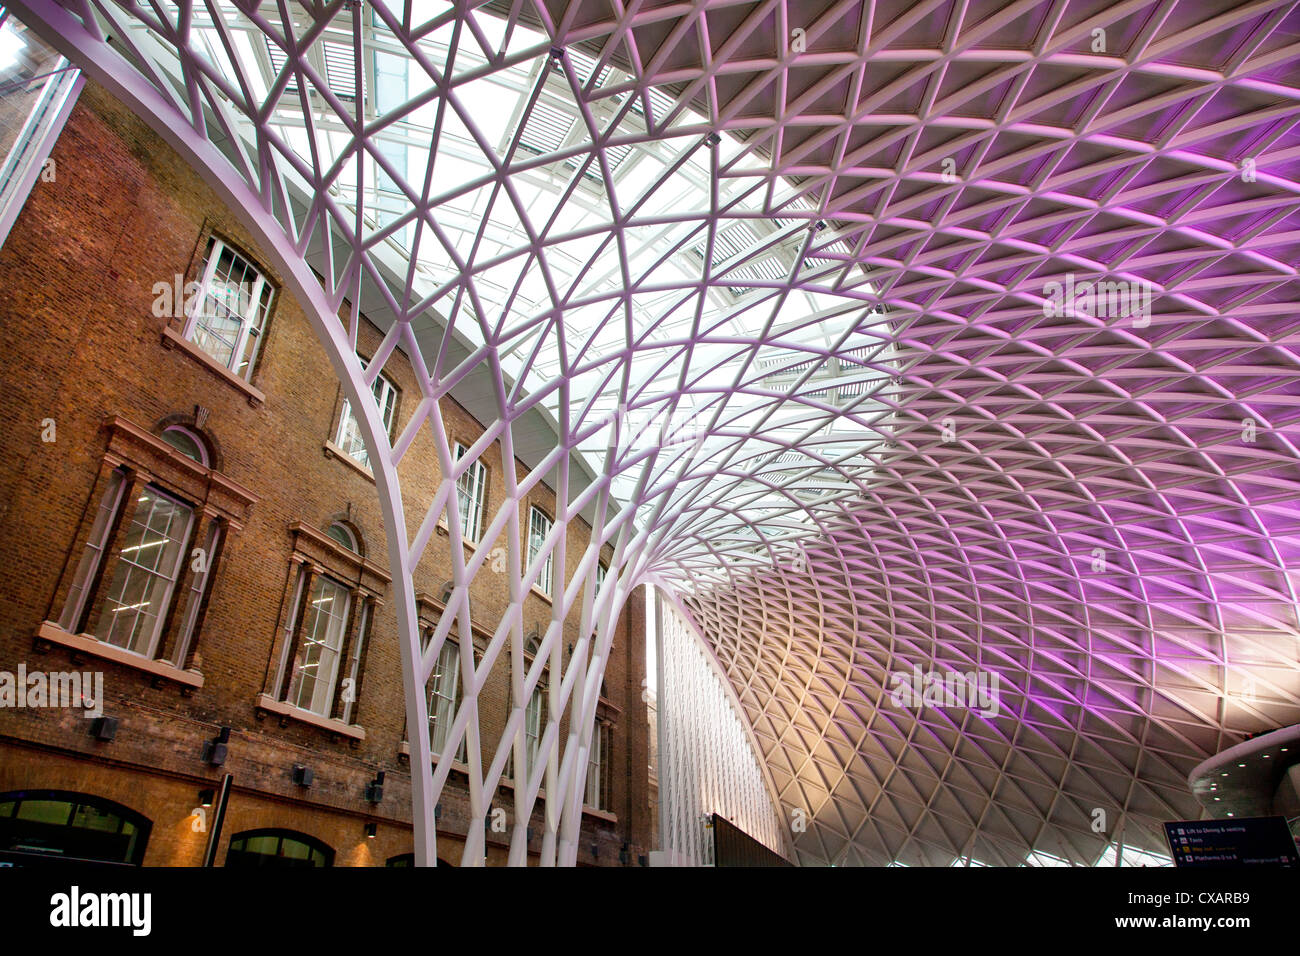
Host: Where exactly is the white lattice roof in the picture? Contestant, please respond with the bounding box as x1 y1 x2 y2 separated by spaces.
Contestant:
13 0 1300 866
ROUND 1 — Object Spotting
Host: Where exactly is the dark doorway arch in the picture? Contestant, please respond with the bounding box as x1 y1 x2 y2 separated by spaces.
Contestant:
386 852 457 867
0 789 151 866
225 828 334 867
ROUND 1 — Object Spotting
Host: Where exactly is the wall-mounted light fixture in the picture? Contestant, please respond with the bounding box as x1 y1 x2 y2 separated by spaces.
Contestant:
202 726 230 766
198 789 215 808
291 764 313 788
364 770 385 803
90 716 118 741
364 823 377 839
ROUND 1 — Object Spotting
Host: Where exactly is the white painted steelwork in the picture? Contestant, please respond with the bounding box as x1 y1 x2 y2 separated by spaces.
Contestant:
7 0 1300 868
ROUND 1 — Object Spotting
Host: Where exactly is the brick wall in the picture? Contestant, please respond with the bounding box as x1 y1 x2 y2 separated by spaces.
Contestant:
0 80 650 866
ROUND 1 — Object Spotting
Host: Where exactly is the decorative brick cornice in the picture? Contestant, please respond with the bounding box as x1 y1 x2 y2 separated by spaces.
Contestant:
288 521 391 597
103 414 258 530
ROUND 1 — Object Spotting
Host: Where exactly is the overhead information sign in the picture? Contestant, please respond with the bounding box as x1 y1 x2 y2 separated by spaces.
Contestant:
1164 817 1299 867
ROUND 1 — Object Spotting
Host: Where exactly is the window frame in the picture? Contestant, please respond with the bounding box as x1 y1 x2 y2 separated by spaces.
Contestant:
172 520 221 668
0 789 153 866
57 468 127 636
92 482 195 658
525 681 545 770
325 521 359 553
182 236 274 382
283 573 353 717
585 718 612 811
160 425 209 467
425 632 469 763
47 416 255 683
264 522 388 733
527 505 554 597
453 441 488 544
225 828 334 867
334 357 398 470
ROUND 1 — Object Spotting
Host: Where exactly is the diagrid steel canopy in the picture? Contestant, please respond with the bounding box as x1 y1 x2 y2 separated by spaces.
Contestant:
9 0 1300 866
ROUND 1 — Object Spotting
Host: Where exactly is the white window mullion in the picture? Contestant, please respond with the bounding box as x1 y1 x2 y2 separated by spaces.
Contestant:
183 238 273 382
95 486 194 658
58 469 126 633
172 521 221 667
276 564 309 691
183 249 220 335
229 270 264 377
341 598 369 724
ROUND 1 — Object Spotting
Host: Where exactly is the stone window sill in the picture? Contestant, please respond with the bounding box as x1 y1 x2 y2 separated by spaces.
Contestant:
434 519 481 551
161 326 265 407
396 740 470 773
35 621 204 689
474 770 618 823
583 806 618 824
255 693 365 741
323 440 376 482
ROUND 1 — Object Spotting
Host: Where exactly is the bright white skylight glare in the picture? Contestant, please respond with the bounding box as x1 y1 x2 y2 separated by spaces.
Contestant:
0 19 26 71
144 0 892 582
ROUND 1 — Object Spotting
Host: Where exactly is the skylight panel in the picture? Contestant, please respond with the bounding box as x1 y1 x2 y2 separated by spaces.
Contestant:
518 99 576 157
263 36 298 97
566 49 614 91
201 0 894 526
323 41 357 101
